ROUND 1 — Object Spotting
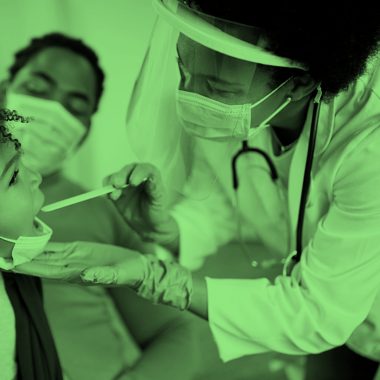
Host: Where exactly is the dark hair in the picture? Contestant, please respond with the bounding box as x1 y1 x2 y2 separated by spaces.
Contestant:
185 1 380 98
0 109 30 150
8 32 105 112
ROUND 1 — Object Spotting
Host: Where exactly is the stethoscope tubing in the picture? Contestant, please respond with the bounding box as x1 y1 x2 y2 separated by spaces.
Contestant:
231 98 321 266
294 99 321 262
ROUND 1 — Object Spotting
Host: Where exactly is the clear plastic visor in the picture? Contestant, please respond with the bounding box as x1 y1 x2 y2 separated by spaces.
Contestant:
125 0 306 201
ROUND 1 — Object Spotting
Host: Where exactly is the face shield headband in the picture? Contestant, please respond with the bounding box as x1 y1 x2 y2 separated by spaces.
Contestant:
152 0 308 70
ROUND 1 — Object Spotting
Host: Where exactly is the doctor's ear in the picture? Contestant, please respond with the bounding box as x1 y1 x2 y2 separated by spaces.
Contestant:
288 73 318 102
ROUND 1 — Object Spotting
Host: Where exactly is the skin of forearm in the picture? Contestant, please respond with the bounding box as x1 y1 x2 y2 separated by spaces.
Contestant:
188 274 208 320
157 219 208 319
157 215 180 257
143 216 208 319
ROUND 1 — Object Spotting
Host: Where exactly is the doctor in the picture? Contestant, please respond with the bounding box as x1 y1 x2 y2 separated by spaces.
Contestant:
15 1 380 379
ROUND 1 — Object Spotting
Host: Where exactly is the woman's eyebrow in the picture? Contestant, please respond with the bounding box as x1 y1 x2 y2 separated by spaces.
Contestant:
0 152 21 180
31 71 55 86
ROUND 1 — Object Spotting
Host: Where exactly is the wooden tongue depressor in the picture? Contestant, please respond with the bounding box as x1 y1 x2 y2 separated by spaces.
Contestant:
41 184 130 212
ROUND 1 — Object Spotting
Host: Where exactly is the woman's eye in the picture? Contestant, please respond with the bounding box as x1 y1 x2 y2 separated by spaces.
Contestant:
9 169 19 187
67 99 90 118
23 78 50 96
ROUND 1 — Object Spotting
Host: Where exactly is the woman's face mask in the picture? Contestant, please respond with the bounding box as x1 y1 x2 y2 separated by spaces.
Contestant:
6 93 86 176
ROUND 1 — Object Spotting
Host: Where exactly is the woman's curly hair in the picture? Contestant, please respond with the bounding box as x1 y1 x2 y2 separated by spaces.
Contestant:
0 109 30 150
8 32 105 113
184 1 380 98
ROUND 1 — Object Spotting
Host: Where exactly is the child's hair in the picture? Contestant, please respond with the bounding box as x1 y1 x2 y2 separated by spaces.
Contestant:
0 109 30 150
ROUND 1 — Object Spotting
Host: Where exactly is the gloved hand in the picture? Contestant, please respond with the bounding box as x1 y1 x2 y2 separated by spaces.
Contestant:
12 241 147 287
104 163 179 253
81 254 193 311
12 241 193 311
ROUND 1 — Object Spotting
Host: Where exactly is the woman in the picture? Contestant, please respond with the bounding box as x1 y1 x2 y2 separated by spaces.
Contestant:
15 1 380 379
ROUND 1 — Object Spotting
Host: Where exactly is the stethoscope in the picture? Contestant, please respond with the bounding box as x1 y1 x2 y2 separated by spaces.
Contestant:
231 90 322 265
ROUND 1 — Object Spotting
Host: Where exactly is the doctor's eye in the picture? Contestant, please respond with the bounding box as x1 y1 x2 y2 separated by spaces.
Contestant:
177 59 192 89
205 81 235 98
9 169 19 187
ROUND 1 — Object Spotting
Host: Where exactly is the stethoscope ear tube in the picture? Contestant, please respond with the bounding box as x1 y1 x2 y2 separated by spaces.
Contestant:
232 140 279 190
293 96 322 263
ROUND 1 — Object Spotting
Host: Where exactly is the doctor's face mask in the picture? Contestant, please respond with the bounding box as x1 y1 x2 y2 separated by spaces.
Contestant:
0 141 52 269
175 34 293 142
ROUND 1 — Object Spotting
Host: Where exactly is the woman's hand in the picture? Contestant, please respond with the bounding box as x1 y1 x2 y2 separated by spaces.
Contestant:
12 241 147 286
104 163 179 253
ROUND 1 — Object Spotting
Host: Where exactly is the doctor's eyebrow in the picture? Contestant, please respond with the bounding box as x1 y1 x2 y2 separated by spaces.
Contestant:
176 46 244 88
0 151 21 181
176 44 248 89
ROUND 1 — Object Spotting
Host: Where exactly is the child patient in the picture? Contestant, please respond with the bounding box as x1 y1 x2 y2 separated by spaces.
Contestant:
0 109 62 379
2 33 200 380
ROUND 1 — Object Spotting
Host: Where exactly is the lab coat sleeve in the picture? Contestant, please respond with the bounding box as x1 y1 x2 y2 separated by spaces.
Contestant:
206 128 380 361
170 142 237 270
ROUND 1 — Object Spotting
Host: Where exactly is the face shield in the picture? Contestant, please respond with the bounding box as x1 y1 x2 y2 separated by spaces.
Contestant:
126 0 307 201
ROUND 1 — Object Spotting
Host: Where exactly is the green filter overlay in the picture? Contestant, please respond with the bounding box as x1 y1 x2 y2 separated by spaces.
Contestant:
0 1 379 380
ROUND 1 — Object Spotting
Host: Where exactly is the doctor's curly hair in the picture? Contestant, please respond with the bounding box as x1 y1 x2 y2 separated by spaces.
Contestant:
183 1 380 99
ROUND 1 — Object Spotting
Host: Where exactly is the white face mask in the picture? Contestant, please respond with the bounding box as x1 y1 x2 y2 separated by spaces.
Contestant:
0 218 53 270
176 77 292 142
6 93 87 176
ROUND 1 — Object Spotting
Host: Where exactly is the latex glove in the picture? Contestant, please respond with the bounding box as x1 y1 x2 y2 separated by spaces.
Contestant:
12 241 147 287
13 241 193 310
81 254 193 310
104 163 179 251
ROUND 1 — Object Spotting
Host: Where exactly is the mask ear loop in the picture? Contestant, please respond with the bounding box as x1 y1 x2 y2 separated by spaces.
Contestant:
260 96 292 127
0 236 17 244
246 77 293 139
249 76 293 109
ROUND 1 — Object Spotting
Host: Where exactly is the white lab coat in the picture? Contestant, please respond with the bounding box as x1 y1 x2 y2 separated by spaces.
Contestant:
171 58 380 361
